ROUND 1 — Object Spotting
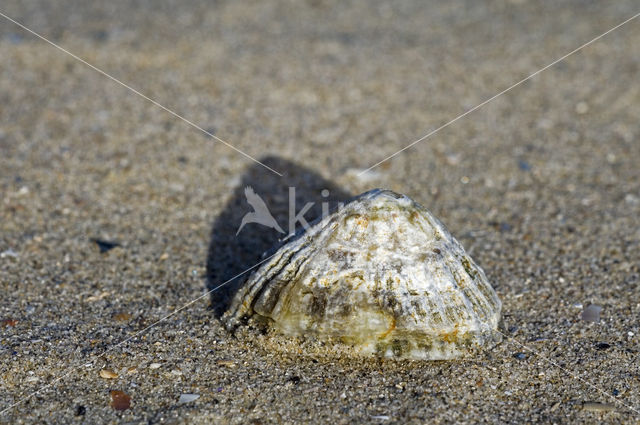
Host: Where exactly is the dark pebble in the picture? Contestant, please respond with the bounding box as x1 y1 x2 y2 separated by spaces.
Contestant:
518 159 532 171
8 33 23 44
499 222 512 232
91 238 121 253
595 342 611 350
513 353 527 360
92 30 109 42
287 376 301 384
75 405 86 416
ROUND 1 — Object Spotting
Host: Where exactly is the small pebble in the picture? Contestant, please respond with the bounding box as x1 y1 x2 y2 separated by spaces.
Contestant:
1 318 18 327
581 304 602 323
149 363 162 369
99 369 118 379
517 159 532 171
286 376 301 384
499 222 512 232
85 291 110 302
513 352 527 360
216 360 236 368
625 194 639 205
575 102 589 114
91 238 121 253
178 394 200 404
445 153 461 165
7 33 23 44
110 390 131 411
0 249 19 259
595 342 611 350
112 312 132 322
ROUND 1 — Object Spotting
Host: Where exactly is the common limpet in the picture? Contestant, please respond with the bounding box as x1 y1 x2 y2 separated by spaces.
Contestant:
223 189 502 360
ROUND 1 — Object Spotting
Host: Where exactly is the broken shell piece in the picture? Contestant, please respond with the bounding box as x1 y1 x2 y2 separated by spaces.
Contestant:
99 369 118 379
222 189 502 360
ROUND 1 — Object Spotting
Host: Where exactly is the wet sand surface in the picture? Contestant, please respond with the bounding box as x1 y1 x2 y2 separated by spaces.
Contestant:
1 1 639 423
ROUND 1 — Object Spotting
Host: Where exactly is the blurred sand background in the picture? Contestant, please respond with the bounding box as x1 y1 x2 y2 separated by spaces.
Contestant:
1 0 639 423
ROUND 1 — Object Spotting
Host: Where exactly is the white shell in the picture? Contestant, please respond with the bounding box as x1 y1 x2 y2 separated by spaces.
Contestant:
223 189 502 360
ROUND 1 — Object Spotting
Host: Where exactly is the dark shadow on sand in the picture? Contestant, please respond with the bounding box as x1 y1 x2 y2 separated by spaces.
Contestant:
206 156 352 317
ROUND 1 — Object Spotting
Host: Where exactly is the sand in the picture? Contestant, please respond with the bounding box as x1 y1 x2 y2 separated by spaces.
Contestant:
1 0 639 423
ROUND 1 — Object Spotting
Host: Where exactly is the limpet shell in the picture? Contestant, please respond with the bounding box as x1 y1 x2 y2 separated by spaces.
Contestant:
222 189 502 359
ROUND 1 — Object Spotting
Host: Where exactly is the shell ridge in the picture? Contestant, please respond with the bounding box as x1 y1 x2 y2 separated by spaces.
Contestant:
226 220 333 326
238 241 310 316
456 254 500 323
416 266 451 329
441 263 483 328
255 246 317 319
224 246 301 328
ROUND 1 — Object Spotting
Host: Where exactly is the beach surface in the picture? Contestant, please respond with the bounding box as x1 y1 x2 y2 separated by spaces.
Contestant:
1 0 639 423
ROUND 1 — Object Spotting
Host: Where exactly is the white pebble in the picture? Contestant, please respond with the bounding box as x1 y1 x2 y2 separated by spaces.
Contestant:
575 102 589 114
178 394 200 404
581 305 602 323
0 249 18 259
